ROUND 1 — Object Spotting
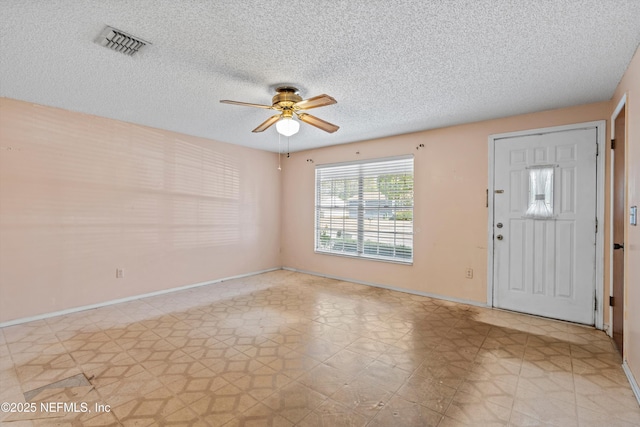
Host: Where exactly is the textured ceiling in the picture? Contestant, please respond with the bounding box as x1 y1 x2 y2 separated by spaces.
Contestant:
1 1 639 153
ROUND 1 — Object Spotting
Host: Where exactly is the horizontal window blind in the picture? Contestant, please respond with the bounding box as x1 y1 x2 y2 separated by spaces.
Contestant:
315 155 414 263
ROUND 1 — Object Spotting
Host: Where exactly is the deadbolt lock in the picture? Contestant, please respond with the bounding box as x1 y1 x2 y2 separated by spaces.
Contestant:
496 223 503 228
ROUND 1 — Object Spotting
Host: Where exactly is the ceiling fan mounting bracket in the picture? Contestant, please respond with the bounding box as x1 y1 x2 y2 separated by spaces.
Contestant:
275 86 299 94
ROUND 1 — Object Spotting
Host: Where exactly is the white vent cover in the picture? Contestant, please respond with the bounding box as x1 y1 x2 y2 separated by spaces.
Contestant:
96 26 150 56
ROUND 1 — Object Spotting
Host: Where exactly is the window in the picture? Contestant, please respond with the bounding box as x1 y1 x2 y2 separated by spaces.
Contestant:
315 155 414 263
524 166 554 219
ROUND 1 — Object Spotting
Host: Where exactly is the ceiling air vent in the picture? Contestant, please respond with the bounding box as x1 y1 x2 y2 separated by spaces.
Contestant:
96 26 150 56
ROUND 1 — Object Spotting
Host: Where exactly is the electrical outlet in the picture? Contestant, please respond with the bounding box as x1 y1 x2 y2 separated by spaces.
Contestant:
116 268 124 278
465 268 473 279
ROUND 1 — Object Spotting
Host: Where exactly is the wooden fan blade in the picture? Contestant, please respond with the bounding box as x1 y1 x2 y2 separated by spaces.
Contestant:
297 113 339 133
220 100 275 110
294 94 337 110
252 114 281 133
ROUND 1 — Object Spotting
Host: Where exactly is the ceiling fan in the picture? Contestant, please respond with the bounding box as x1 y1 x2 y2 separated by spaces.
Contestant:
220 86 339 136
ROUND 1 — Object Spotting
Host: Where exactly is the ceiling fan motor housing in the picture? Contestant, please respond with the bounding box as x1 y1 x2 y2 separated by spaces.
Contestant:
272 86 302 108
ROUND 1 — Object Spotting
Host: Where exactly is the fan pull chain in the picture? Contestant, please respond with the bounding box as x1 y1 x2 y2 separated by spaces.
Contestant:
287 135 290 158
278 133 282 171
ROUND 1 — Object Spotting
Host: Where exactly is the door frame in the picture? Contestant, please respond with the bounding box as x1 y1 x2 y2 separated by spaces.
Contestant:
609 94 627 339
487 121 606 329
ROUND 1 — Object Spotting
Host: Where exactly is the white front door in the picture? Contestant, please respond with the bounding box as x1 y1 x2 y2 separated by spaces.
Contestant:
493 128 598 325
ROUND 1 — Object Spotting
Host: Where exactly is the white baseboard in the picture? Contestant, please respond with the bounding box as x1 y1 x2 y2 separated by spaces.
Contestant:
282 266 489 308
604 323 611 337
622 361 640 406
0 267 281 328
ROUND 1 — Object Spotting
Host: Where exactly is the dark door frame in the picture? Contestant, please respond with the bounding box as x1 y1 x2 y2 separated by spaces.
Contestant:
610 94 627 355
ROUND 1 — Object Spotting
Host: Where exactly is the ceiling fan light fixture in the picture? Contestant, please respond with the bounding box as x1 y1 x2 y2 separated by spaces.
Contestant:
276 117 299 136
220 86 339 135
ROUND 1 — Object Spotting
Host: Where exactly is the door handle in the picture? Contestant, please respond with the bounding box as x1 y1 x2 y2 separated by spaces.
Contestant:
496 235 504 241
613 243 624 250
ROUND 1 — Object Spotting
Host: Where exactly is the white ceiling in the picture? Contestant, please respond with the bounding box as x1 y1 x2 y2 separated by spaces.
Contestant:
1 1 639 153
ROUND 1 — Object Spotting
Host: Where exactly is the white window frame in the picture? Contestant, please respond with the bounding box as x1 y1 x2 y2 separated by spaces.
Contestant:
314 155 414 264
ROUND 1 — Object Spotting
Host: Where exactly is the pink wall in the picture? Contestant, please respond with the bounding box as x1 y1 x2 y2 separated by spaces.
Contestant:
612 47 640 388
0 98 282 323
281 102 610 305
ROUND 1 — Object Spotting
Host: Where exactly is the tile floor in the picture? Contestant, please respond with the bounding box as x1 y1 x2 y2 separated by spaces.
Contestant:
1 270 639 426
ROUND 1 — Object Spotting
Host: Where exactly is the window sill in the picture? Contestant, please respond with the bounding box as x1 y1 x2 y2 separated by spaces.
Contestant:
314 249 413 266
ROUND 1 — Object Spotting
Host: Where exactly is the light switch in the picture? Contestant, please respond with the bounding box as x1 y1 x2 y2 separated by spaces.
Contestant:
631 206 637 226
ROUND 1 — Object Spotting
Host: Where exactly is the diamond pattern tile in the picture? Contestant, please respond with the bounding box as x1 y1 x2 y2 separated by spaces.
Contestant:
0 270 638 425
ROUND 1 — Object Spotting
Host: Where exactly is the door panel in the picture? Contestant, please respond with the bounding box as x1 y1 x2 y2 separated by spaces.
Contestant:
493 128 598 325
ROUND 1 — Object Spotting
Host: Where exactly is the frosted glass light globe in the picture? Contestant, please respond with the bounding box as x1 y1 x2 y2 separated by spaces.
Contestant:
276 117 299 136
